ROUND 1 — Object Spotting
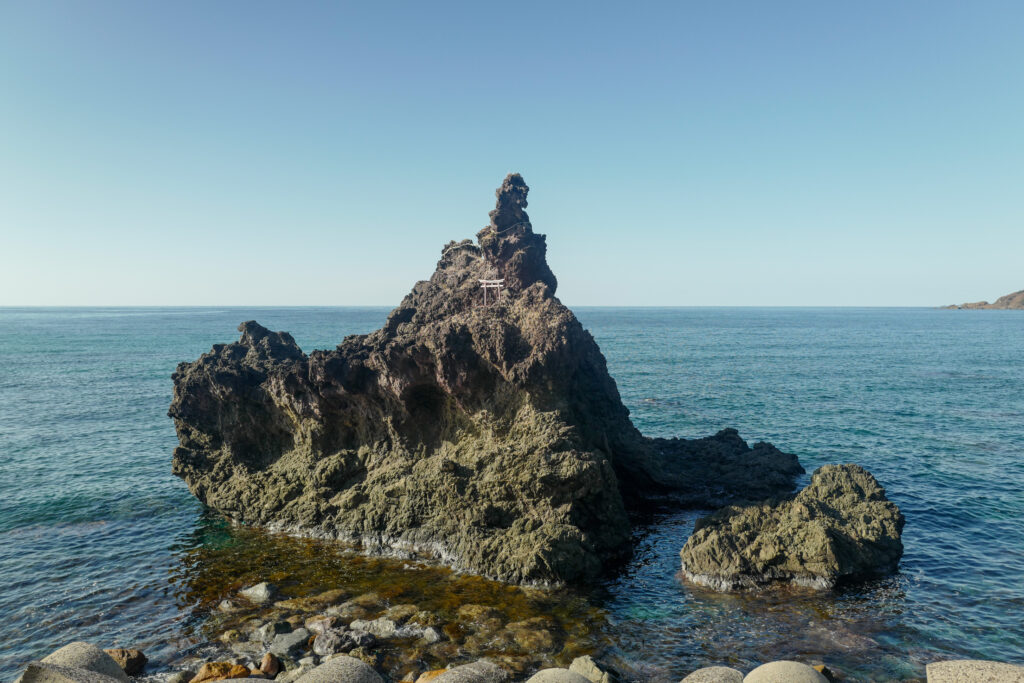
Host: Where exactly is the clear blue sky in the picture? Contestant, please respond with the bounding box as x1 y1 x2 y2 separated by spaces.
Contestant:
1 1 1021 306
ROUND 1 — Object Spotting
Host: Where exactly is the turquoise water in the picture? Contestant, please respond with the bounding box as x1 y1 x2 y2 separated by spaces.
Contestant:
1 307 1023 681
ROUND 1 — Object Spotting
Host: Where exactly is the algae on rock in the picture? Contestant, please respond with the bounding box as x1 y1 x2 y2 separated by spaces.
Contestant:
170 173 804 584
680 464 905 590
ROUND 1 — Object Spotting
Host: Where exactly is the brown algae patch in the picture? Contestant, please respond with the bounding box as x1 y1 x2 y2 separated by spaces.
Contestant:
169 521 611 678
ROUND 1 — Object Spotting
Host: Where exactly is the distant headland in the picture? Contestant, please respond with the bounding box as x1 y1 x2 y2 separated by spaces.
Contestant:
942 288 1024 309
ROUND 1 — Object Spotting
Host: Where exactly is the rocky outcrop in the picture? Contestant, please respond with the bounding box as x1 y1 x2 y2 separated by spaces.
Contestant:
943 288 1024 309
680 464 905 590
170 173 804 584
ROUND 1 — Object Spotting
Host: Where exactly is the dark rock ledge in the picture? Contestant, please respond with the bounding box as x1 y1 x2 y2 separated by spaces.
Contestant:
169 173 805 585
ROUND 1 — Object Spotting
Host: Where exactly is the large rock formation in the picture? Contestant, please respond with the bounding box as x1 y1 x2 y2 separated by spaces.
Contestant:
943 288 1024 309
680 464 905 590
170 173 804 584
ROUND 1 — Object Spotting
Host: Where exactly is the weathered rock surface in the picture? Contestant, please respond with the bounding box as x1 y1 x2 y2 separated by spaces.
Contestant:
743 661 828 683
524 669 592 683
681 464 905 590
943 288 1024 310
170 173 804 584
680 667 744 683
925 659 1024 682
20 662 125 683
293 656 384 683
39 643 129 683
433 660 509 683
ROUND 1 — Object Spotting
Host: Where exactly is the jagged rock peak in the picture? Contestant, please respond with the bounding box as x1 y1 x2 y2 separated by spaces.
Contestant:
488 172 530 231
475 173 557 295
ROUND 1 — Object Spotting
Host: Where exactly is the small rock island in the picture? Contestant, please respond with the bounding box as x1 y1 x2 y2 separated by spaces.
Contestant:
943 288 1024 309
169 174 893 587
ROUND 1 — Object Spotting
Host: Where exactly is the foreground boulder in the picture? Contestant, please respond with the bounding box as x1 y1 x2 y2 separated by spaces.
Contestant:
680 464 905 590
170 173 804 584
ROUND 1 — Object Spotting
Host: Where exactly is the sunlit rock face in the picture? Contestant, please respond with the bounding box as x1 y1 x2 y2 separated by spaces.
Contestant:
170 174 804 584
680 464 905 591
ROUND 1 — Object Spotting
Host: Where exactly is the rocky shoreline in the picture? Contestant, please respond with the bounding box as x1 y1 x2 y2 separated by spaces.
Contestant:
19 617 1024 683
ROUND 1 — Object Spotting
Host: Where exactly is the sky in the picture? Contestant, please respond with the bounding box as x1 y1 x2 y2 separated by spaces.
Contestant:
1 1 1022 306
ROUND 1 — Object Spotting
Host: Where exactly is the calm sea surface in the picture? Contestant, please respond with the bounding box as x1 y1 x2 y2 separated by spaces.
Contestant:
1 307 1022 681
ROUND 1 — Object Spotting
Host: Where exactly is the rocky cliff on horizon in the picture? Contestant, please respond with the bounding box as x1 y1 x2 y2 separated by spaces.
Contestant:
169 174 804 584
943 288 1024 309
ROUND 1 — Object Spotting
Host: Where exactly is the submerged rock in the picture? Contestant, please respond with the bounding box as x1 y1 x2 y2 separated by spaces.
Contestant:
102 649 146 676
170 174 804 584
680 464 905 590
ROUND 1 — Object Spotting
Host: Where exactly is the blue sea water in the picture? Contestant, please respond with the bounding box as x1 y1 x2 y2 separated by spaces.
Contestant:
1 307 1022 681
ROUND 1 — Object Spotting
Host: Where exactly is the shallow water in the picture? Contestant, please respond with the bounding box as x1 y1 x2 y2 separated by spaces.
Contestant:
1 307 1022 681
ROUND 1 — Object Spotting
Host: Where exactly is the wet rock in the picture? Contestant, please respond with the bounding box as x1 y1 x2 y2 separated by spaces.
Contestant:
743 661 827 683
259 654 281 677
569 656 614 683
506 618 558 652
220 630 243 644
457 605 503 624
40 643 129 683
293 656 383 683
170 175 805 585
525 670 591 683
167 672 194 683
239 583 277 605
306 616 343 635
433 660 509 683
190 663 250 683
421 627 445 644
218 600 242 612
326 603 371 622
251 621 292 642
312 628 375 656
680 667 743 683
269 628 311 657
276 589 348 611
102 650 146 676
925 659 1024 681
348 617 397 638
681 464 905 590
20 662 126 683
385 604 419 625
410 611 444 627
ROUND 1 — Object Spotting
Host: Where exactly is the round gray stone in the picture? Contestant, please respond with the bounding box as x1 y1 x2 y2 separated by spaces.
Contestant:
20 662 126 683
743 661 827 683
526 670 592 683
41 644 129 683
293 656 383 683
681 666 744 683
925 660 1024 682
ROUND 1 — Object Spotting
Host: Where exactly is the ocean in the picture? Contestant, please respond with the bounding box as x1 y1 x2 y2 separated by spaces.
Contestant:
1 306 1022 682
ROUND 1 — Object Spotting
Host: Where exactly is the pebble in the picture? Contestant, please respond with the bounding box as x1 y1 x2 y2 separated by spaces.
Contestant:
260 654 281 677
239 583 278 604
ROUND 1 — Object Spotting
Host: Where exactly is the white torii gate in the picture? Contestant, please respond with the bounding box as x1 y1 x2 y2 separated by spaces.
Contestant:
479 278 505 306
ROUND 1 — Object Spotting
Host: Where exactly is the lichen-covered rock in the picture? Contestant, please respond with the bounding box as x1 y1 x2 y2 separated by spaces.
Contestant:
170 174 803 584
680 464 905 590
